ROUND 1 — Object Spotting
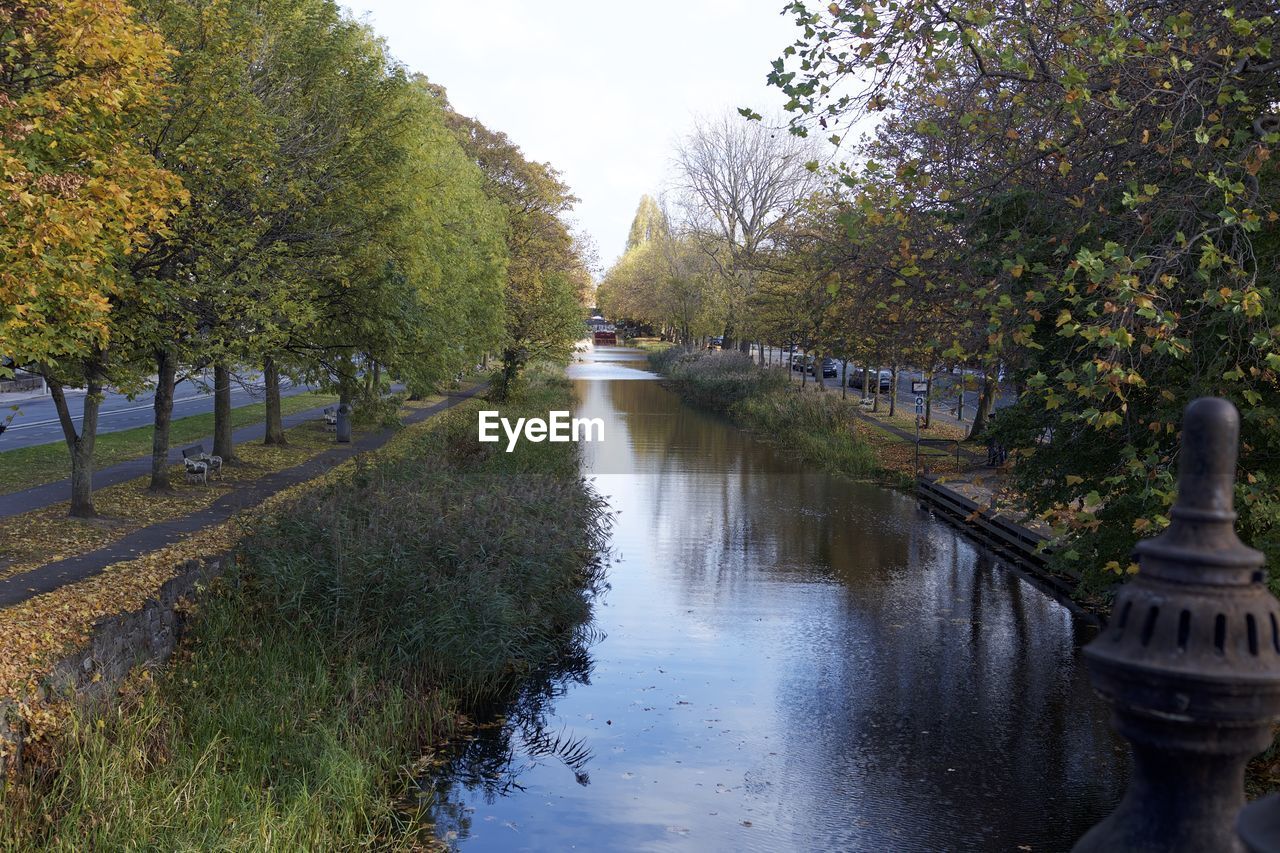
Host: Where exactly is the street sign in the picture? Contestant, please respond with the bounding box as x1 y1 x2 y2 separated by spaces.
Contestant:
911 380 928 394
914 396 925 411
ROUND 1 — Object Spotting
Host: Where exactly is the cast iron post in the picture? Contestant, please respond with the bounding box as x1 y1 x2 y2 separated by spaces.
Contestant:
336 402 352 443
1074 397 1280 852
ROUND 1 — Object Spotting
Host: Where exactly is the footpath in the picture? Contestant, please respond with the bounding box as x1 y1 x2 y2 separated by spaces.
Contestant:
0 386 486 609
0 400 338 519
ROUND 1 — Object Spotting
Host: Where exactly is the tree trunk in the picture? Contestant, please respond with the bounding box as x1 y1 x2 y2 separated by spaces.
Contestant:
889 365 898 416
495 347 521 402
149 349 177 492
372 360 381 392
213 363 235 462
862 365 870 400
264 355 286 446
968 372 998 440
50 369 104 518
841 358 849 399
872 365 880 412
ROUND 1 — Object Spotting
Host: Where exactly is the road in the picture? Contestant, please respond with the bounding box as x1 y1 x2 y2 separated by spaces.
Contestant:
753 345 1016 426
0 373 316 452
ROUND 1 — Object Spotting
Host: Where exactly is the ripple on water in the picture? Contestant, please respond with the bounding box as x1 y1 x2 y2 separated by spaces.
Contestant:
423 348 1126 852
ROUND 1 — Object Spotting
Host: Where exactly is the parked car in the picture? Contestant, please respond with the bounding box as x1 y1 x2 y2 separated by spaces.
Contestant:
808 357 839 378
848 367 893 393
708 336 724 350
790 353 808 372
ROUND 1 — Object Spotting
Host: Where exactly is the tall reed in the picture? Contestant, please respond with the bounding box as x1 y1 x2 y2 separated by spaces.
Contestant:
650 348 877 479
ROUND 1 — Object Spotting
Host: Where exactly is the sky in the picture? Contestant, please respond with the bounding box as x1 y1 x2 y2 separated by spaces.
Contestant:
340 0 802 273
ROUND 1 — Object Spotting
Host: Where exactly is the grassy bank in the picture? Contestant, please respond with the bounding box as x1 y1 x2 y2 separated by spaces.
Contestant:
0 366 609 850
625 337 674 352
649 348 877 480
0 391 338 496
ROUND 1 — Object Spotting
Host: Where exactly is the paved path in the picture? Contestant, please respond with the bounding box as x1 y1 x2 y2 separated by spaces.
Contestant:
0 386 485 608
850 407 987 464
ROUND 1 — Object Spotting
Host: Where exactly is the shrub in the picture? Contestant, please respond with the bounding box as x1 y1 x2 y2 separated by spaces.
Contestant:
352 392 405 429
649 348 785 411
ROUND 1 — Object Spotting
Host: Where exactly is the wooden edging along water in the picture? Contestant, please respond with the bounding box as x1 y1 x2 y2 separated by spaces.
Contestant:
915 474 1099 624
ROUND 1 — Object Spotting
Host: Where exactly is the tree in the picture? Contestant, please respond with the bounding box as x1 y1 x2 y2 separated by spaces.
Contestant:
599 196 727 344
767 0 1280 586
674 112 819 353
438 94 589 399
626 195 668 251
242 16 505 439
0 0 186 515
123 0 281 488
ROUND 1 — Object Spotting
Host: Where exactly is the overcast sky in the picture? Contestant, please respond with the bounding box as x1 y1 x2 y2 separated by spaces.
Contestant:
341 0 801 273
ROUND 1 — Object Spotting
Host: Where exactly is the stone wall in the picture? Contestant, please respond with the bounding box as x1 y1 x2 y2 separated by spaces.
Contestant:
1 556 227 776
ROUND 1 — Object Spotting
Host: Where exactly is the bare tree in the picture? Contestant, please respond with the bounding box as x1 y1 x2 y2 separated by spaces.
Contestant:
673 112 821 354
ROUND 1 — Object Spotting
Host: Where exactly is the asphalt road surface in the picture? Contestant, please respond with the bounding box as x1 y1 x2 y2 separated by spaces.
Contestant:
0 373 315 452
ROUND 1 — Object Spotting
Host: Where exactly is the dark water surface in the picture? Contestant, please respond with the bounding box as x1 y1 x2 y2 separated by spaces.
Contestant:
427 346 1125 852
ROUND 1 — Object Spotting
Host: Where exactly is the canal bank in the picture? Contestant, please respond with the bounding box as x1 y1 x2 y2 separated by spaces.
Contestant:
0 366 611 850
646 347 1081 607
421 346 1126 851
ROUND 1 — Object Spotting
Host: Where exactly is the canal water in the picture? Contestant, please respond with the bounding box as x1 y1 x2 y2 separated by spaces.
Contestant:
426 346 1125 852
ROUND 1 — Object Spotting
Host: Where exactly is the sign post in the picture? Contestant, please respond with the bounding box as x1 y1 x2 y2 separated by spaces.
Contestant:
911 379 930 432
914 395 925 469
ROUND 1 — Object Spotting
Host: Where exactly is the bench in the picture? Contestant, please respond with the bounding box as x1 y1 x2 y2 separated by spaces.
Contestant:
323 406 338 431
181 444 222 483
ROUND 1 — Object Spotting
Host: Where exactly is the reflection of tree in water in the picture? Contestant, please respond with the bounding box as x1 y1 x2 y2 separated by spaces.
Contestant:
422 624 602 844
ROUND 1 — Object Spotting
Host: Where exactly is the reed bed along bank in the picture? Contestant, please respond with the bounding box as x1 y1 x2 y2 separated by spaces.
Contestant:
0 366 610 851
649 348 877 480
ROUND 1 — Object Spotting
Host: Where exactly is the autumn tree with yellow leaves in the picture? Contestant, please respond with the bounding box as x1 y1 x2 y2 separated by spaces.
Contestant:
0 0 186 516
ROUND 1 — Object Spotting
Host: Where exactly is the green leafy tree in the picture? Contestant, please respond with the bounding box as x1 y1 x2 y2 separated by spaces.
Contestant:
766 0 1280 589
437 93 589 399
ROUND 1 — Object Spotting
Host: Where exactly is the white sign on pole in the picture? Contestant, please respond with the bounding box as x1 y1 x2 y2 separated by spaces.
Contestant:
911 380 928 394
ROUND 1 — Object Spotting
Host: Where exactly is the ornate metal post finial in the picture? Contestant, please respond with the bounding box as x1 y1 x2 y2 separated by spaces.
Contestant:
1074 398 1280 852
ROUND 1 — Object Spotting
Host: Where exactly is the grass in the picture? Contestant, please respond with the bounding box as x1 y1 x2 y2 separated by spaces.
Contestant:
0 365 609 850
650 347 879 480
626 337 674 352
0 411 395 581
0 392 338 496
